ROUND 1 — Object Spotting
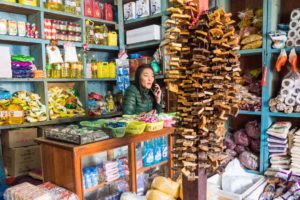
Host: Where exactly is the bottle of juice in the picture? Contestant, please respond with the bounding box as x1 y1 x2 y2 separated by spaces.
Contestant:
7 104 24 125
91 55 97 78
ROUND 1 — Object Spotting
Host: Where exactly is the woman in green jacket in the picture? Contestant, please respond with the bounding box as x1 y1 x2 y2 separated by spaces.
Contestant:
123 64 161 115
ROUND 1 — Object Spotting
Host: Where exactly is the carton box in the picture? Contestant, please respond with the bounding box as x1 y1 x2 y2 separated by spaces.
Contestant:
126 25 161 45
2 128 37 148
124 2 136 20
150 0 161 15
3 145 41 177
136 0 150 18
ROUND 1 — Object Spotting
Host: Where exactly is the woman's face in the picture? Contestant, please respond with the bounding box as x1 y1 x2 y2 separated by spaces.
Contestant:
140 68 154 89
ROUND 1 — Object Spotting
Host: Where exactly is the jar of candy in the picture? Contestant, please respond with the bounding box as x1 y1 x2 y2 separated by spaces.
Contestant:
68 31 75 41
61 31 67 40
56 30 62 40
55 20 60 30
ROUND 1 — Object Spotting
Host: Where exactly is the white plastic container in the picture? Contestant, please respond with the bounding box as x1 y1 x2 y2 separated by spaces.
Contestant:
150 0 161 15
136 0 150 18
207 173 266 200
126 25 161 45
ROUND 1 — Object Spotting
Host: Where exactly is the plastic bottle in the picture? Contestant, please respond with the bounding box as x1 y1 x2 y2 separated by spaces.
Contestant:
7 104 24 125
91 55 97 78
75 0 81 15
61 63 70 78
108 61 116 78
90 167 99 186
161 136 168 161
153 138 162 164
101 62 109 78
46 64 52 78
70 63 77 78
143 140 154 167
102 24 108 46
83 168 92 189
85 20 95 44
53 64 61 78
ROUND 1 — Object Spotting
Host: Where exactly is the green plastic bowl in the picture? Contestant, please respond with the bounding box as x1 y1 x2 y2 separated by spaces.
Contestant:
110 126 126 138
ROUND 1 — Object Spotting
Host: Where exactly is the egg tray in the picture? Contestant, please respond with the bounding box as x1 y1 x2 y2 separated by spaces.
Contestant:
44 126 110 145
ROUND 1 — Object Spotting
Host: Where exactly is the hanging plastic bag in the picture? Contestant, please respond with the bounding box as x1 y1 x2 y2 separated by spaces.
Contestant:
46 45 63 64
64 43 78 63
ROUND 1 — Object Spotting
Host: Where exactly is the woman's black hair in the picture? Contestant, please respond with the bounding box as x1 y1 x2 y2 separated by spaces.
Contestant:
134 64 156 101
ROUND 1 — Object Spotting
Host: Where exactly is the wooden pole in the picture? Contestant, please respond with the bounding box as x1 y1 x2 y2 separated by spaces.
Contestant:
182 168 207 200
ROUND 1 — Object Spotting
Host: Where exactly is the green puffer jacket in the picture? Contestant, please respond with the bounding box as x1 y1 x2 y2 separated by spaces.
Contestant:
122 85 161 115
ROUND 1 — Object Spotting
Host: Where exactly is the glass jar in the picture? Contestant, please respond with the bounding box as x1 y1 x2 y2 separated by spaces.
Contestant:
55 20 61 30
61 30 67 41
75 24 81 32
60 21 67 31
56 30 62 40
69 31 75 41
75 32 81 42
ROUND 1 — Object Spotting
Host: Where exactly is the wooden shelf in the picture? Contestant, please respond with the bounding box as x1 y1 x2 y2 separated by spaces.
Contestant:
239 110 262 115
88 44 119 51
137 160 168 174
43 8 82 21
0 35 44 45
0 2 41 14
0 78 44 82
126 41 161 50
269 112 300 118
84 182 105 193
84 16 117 26
271 47 300 53
87 78 116 82
46 78 85 82
0 112 122 130
124 13 162 25
236 48 263 55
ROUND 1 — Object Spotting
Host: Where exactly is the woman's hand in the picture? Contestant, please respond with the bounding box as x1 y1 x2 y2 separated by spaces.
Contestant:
153 84 161 104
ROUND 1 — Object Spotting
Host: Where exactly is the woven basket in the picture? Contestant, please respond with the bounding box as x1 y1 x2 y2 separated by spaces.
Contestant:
126 121 146 135
145 120 164 132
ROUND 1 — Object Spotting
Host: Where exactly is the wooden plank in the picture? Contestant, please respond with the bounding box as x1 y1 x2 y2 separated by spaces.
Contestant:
182 168 207 200
128 143 137 192
40 143 75 191
168 134 174 178
73 150 83 200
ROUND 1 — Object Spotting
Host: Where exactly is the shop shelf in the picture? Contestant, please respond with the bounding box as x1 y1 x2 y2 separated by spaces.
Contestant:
0 78 44 82
86 78 116 81
0 35 45 45
245 169 261 175
126 41 161 51
44 40 83 48
84 178 125 193
88 44 119 51
0 112 122 130
46 78 85 82
236 48 263 55
137 160 168 174
43 8 82 21
124 13 162 25
84 16 117 26
271 47 300 53
269 112 300 118
0 2 41 15
238 110 262 115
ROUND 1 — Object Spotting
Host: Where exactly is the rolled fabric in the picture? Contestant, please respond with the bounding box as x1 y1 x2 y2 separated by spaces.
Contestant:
285 95 296 106
280 88 292 97
291 9 300 21
282 78 295 88
296 94 300 105
290 19 299 30
296 38 300 47
288 30 297 39
286 39 296 47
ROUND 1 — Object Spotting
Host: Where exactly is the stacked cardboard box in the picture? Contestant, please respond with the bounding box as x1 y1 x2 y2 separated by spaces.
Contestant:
2 128 41 177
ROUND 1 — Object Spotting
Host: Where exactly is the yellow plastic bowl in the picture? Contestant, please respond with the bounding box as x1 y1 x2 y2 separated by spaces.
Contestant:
126 121 146 135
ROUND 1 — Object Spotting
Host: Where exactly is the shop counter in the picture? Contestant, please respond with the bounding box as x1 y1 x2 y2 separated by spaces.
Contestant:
35 127 175 200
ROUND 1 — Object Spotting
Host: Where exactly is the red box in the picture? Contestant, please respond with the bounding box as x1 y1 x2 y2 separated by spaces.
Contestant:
104 3 113 21
93 0 101 18
84 0 93 17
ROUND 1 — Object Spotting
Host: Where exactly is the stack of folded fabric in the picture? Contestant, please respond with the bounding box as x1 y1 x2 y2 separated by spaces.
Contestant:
267 122 292 172
291 129 300 175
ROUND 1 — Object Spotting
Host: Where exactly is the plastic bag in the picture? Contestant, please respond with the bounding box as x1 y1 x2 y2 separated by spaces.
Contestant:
64 44 78 63
225 136 236 150
235 145 247 154
234 129 249 146
120 192 146 200
242 40 263 49
245 120 261 139
151 176 180 198
250 139 260 153
146 190 175 200
46 45 63 64
241 34 262 45
11 55 34 62
239 151 259 170
38 182 79 200
226 149 238 157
